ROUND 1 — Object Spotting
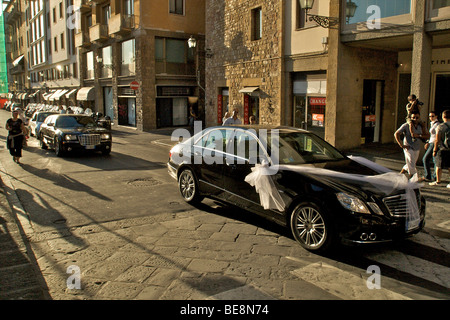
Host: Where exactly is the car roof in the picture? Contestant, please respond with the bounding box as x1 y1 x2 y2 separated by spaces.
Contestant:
211 124 310 134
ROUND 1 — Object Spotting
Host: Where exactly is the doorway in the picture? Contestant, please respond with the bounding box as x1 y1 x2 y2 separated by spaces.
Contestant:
433 73 450 121
362 80 384 144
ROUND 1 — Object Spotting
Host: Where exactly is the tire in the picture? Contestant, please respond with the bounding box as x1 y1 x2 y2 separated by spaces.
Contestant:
290 202 335 253
39 134 48 150
178 168 203 204
55 138 64 157
102 147 111 156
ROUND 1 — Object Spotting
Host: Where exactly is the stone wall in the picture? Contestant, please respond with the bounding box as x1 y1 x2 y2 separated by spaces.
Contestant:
205 0 283 126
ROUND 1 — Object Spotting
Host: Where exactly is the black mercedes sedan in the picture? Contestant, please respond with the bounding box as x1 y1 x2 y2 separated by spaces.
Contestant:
39 114 112 156
168 125 425 253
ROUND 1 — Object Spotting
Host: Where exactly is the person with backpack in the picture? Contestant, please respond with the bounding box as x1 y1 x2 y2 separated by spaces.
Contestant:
429 110 450 187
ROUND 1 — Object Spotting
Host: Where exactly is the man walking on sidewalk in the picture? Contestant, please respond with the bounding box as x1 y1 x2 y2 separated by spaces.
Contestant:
429 110 450 187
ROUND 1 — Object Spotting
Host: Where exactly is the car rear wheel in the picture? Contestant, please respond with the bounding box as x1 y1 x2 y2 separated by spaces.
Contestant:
290 202 335 253
178 169 203 204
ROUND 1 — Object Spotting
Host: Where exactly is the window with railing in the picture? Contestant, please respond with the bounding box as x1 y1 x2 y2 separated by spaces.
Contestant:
102 45 113 78
155 37 195 75
121 39 135 76
433 0 450 9
86 51 94 79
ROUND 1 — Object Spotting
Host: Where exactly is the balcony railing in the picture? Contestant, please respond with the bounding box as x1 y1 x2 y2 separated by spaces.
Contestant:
109 14 135 35
90 24 109 42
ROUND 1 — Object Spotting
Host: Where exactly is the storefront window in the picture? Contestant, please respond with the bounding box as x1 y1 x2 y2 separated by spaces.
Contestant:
346 0 411 24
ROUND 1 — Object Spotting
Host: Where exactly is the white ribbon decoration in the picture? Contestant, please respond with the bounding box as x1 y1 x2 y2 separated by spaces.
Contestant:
245 156 422 231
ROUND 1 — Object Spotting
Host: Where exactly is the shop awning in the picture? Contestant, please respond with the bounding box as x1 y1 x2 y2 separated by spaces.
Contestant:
43 90 56 101
50 89 69 101
30 90 40 97
12 55 24 67
65 88 78 99
239 87 260 96
77 87 95 101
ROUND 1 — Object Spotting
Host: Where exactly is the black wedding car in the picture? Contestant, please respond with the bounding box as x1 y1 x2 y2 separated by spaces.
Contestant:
168 125 426 252
39 114 112 156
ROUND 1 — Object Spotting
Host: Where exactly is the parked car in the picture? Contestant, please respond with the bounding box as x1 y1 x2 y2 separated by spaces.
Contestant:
39 114 112 156
167 125 426 253
28 111 58 137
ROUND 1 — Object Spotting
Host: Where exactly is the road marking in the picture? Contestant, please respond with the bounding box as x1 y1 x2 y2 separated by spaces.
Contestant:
363 250 450 289
291 262 411 300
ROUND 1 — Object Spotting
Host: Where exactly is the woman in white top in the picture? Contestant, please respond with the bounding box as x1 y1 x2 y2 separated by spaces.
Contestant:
422 111 440 181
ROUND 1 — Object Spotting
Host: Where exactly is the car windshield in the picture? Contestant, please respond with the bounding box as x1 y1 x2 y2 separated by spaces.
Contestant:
263 130 345 165
37 113 54 122
55 116 96 128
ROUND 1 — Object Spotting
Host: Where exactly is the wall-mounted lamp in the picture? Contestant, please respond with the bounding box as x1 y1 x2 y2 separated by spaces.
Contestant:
188 36 213 58
299 0 358 28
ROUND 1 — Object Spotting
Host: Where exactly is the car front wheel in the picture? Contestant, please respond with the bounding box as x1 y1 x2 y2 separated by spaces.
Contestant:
290 202 335 253
55 138 64 157
39 134 48 149
178 168 203 204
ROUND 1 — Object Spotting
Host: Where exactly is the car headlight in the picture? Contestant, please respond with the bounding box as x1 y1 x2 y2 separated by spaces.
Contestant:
101 133 111 140
336 192 370 214
65 134 78 141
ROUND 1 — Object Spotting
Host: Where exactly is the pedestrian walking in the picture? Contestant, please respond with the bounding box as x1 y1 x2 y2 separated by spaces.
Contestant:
429 109 450 187
405 94 424 141
422 111 440 181
5 108 26 164
394 110 429 179
222 111 231 124
223 108 242 125
188 106 197 132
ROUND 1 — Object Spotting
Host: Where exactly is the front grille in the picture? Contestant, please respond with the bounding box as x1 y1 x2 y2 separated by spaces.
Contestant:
383 190 420 218
79 134 101 146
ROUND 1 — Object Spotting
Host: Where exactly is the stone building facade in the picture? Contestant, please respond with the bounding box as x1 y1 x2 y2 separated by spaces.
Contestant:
205 0 284 126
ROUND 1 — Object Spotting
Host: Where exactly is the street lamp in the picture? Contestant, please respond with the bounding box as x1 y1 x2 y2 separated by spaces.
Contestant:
345 0 358 23
187 36 205 94
298 0 358 28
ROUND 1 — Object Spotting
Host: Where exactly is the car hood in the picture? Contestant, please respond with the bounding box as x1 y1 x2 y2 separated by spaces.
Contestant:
278 159 405 199
58 127 110 134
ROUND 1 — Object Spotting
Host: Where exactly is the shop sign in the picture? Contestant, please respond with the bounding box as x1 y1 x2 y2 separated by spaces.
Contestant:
244 95 249 124
309 97 326 106
217 95 223 124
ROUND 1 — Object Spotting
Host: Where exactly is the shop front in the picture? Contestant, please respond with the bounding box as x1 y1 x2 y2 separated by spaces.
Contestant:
292 72 327 139
155 86 195 128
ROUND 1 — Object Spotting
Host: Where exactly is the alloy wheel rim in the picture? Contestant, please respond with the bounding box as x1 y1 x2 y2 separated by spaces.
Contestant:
180 171 195 200
294 206 326 248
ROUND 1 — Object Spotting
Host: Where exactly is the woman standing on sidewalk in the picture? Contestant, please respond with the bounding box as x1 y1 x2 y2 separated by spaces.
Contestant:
394 110 429 179
5 108 26 164
422 111 440 181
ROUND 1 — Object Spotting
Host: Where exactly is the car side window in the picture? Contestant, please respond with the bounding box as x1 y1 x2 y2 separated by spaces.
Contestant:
203 129 232 154
230 130 259 162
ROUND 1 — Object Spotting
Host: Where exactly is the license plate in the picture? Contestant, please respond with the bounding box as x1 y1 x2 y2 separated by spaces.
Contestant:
85 145 95 150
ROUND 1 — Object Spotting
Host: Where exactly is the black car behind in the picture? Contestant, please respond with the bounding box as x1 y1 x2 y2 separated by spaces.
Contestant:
39 114 112 156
